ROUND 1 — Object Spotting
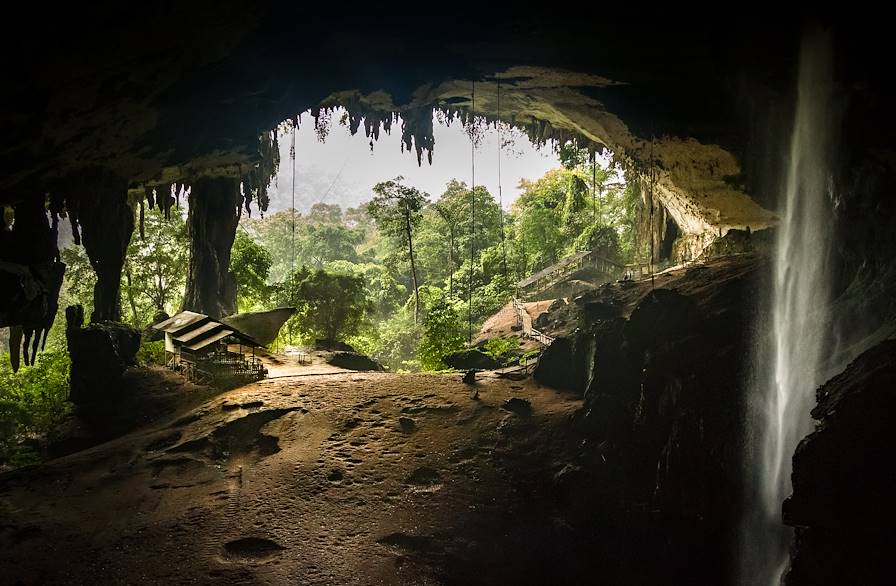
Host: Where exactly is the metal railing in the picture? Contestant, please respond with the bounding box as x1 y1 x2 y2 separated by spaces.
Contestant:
512 297 555 346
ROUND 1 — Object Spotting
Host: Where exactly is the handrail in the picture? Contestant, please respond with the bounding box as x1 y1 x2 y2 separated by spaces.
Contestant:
512 297 554 346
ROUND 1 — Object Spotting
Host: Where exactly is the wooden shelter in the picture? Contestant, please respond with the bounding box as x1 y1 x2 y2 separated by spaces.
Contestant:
153 310 267 387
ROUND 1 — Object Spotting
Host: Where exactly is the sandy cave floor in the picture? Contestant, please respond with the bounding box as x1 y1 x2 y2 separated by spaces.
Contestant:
0 369 583 585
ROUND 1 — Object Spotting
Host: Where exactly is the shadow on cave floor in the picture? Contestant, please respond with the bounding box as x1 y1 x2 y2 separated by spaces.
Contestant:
0 369 627 585
47 365 221 459
0 365 739 585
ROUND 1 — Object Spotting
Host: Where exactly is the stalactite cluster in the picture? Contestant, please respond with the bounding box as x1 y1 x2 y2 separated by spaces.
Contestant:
74 173 135 324
308 90 609 169
0 197 66 371
243 129 279 215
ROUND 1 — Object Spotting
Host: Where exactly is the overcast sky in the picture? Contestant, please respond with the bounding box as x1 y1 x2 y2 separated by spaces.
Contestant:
264 108 560 214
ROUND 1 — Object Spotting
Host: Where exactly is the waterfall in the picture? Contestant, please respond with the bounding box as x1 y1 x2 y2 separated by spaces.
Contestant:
743 29 836 586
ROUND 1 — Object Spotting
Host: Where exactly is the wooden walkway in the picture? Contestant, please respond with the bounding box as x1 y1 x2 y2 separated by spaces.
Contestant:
512 297 555 346
516 250 624 298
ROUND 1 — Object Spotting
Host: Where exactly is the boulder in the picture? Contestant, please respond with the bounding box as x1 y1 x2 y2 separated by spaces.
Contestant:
442 349 500 371
533 337 576 391
327 351 384 372
501 397 532 417
66 305 141 405
315 339 356 352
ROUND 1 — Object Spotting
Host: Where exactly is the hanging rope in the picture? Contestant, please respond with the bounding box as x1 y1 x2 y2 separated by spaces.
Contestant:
592 150 597 224
290 118 297 274
289 119 298 346
497 79 508 283
468 79 476 343
648 137 656 290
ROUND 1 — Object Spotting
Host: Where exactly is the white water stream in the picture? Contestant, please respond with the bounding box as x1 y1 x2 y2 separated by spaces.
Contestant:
744 29 835 585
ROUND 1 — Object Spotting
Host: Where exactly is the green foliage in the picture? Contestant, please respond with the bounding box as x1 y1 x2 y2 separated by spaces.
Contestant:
230 230 273 311
325 260 407 319
248 205 366 283
60 244 96 319
0 351 71 467
306 202 344 224
482 336 519 359
415 180 503 288
573 225 621 262
274 267 370 345
507 154 637 278
136 340 166 366
521 348 542 363
122 209 190 326
367 177 428 321
417 294 466 371
511 170 568 275
366 177 428 252
60 208 190 331
367 310 422 372
558 141 591 169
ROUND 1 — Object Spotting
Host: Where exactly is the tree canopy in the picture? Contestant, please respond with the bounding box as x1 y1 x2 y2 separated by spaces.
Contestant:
274 267 370 345
49 140 640 375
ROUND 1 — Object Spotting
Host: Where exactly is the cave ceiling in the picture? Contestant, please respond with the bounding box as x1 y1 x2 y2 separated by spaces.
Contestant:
1 7 892 234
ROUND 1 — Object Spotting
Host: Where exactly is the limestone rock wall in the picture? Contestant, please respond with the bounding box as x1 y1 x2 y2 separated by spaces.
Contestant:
783 340 896 586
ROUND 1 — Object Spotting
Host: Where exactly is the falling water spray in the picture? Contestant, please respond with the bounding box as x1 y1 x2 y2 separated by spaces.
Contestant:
742 29 836 586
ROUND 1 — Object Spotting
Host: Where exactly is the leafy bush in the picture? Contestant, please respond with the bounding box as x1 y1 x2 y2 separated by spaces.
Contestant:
137 340 166 366
230 230 273 312
483 336 520 360
274 267 371 346
369 311 422 372
418 295 466 371
0 351 72 467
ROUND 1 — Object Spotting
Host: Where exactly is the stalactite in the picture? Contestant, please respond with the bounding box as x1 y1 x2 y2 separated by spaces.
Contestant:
74 170 134 323
251 129 280 213
296 84 611 172
48 192 64 262
399 106 435 165
66 195 81 245
1 197 66 370
139 198 145 240
159 186 175 219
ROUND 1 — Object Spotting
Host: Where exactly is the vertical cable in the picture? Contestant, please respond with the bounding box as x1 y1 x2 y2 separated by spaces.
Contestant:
497 79 508 283
468 79 476 343
649 138 656 290
289 120 297 346
592 150 597 224
290 119 297 273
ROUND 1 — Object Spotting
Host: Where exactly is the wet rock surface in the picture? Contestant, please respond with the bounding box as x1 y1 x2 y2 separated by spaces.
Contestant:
783 340 896 586
531 255 764 581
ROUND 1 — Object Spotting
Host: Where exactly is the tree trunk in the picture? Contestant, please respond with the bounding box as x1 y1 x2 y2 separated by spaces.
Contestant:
183 177 241 319
77 172 134 323
124 264 139 325
448 228 454 299
405 209 420 324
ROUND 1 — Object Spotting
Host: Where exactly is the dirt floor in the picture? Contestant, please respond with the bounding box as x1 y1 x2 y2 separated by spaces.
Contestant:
0 367 583 585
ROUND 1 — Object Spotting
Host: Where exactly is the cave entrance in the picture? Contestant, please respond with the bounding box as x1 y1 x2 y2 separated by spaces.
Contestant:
10 100 639 379
226 104 637 369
